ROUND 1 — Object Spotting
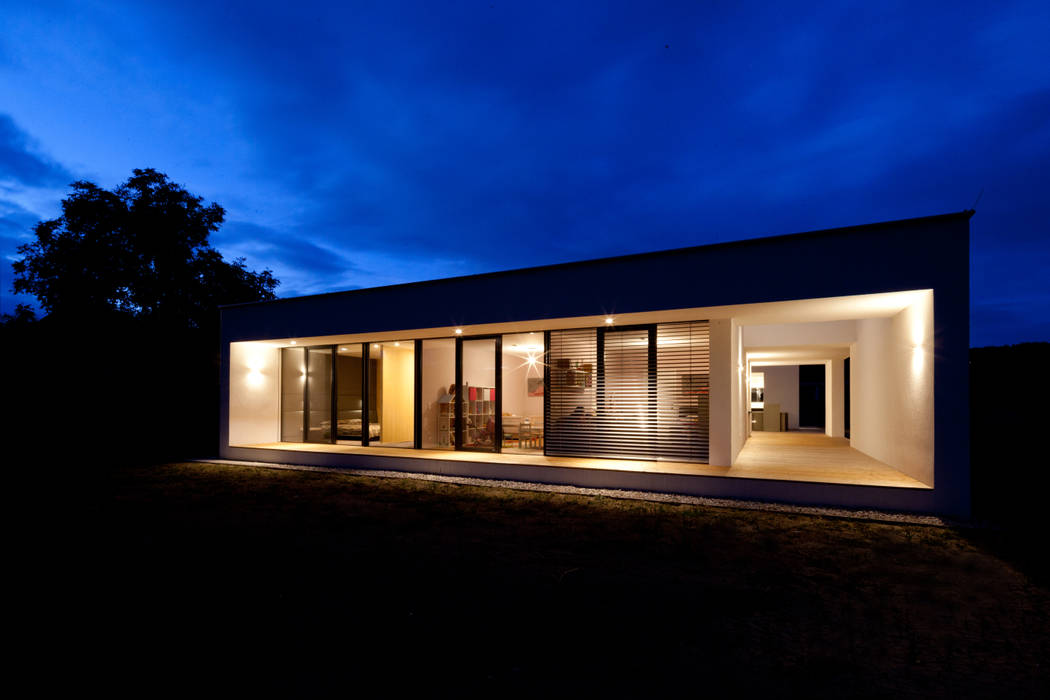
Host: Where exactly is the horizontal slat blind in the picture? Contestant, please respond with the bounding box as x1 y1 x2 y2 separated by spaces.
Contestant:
547 321 710 463
546 328 598 456
655 321 710 462
601 327 652 458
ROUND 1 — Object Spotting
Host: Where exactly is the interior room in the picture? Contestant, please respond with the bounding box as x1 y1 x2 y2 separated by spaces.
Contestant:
501 332 545 454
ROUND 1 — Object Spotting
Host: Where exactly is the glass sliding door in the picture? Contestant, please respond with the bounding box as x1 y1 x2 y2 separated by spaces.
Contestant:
335 344 364 445
280 347 305 441
601 327 652 458
459 337 500 452
306 346 333 443
501 332 545 454
547 321 710 463
373 341 415 447
421 338 456 449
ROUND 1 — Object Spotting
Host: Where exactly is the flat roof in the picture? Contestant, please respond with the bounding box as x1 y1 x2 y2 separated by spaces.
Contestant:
220 210 974 310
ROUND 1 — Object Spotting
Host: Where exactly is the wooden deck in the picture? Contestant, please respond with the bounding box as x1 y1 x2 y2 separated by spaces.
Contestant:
236 430 928 489
730 431 929 488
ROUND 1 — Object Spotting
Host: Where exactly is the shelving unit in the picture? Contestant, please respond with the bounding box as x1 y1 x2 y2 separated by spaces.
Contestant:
435 385 497 447
463 384 496 447
554 358 592 388
437 393 454 446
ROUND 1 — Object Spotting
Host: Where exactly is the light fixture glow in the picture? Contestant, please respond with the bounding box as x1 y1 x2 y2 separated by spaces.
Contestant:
373 343 379 349
289 340 297 345
455 328 463 335
605 317 614 324
394 341 400 347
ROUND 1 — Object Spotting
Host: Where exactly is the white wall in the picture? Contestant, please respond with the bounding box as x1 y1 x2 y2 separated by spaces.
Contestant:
850 292 934 485
709 319 747 466
827 358 845 437
758 365 799 430
709 319 732 466
732 320 746 461
228 342 281 445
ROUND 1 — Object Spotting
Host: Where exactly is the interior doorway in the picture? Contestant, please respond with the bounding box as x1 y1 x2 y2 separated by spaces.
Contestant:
798 364 826 429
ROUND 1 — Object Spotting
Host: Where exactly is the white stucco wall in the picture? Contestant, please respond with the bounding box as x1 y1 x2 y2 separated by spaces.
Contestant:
732 320 745 462
228 342 281 445
827 357 845 437
850 292 934 485
709 319 732 466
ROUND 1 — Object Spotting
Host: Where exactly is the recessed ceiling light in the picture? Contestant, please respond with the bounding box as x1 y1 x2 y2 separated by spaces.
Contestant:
290 340 297 345
340 347 347 352
454 328 463 335
605 317 614 324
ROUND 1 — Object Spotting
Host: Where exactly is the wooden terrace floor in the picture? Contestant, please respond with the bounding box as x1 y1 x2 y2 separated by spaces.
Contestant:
236 430 928 489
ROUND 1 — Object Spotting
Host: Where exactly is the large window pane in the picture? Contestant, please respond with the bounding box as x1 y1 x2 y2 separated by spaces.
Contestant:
602 328 651 458
461 338 497 451
374 341 415 447
421 338 455 449
280 347 305 441
335 344 363 445
501 332 544 454
306 346 332 443
546 328 597 457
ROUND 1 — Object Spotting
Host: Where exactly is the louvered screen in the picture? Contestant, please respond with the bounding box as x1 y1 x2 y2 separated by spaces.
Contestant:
547 321 709 463
655 321 710 462
546 328 598 456
601 327 653 458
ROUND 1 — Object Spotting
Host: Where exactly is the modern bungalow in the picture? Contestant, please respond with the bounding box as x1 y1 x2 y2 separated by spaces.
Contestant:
220 211 972 517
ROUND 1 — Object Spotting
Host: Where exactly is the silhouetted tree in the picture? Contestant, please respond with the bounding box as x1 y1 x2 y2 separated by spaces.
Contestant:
7 169 279 462
12 168 276 330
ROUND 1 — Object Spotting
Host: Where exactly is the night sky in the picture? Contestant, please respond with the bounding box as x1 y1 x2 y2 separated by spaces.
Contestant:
1 1 1047 346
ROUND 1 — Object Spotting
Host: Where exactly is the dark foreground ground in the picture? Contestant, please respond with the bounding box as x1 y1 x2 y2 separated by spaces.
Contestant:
100 461 1049 697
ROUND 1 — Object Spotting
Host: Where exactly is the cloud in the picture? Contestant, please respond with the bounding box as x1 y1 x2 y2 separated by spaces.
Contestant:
0 114 73 188
1 1 1047 342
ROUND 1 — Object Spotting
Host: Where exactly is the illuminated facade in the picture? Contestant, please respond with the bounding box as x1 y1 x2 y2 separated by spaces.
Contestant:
220 212 972 516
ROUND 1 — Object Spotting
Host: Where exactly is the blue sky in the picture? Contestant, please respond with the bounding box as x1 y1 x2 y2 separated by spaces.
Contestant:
1 0 1047 345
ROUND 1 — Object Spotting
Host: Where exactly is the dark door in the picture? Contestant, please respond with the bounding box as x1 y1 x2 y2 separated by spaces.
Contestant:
798 364 826 429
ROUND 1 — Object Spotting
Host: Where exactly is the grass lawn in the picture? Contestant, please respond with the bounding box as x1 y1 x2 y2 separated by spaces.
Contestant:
102 461 1049 697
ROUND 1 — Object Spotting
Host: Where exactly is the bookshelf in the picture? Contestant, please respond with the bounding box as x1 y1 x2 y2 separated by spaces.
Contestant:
436 384 497 447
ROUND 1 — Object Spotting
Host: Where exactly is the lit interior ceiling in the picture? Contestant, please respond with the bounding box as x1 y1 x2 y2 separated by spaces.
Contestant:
748 345 851 365
239 289 930 348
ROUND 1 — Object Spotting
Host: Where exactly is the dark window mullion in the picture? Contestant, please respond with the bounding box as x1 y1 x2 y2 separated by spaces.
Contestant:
494 336 503 453
454 337 463 450
414 339 423 449
543 330 550 457
361 342 370 447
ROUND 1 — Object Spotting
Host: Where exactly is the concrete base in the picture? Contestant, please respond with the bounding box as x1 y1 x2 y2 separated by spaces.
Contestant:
223 443 954 516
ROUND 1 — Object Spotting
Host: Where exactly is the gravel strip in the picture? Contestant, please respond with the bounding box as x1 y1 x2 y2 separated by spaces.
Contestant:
191 458 955 528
